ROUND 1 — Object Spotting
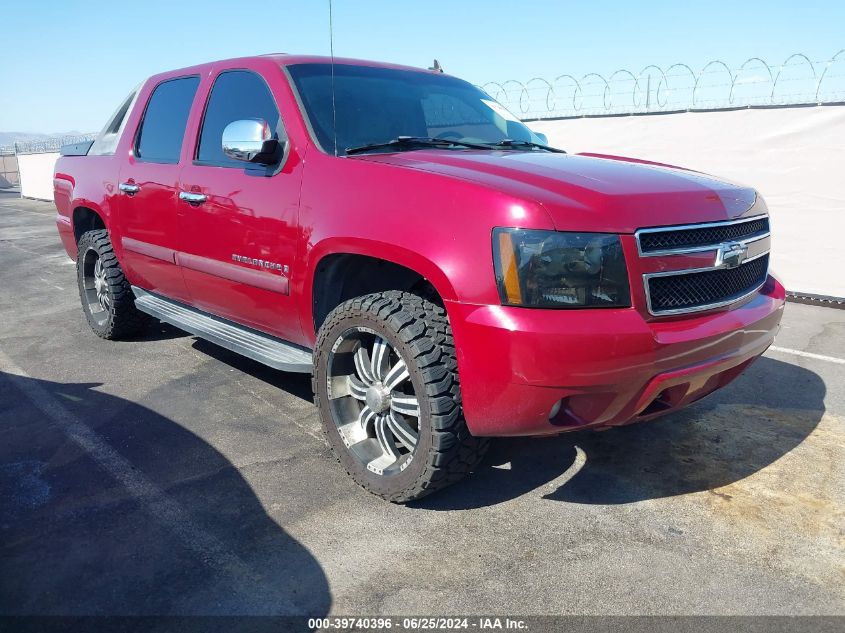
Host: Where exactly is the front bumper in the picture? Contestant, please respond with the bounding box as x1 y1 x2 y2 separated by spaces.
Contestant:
447 275 785 437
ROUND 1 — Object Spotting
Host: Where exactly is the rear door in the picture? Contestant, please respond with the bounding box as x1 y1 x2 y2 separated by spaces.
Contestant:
177 66 304 342
117 75 200 303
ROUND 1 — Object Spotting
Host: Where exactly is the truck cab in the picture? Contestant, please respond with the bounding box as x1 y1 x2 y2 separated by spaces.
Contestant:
54 55 785 502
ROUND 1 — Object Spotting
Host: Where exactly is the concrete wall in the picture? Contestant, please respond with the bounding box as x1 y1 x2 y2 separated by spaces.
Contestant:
18 152 59 201
528 106 845 297
0 154 19 187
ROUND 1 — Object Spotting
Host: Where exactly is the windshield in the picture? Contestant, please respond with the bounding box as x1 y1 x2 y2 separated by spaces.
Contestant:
287 63 543 155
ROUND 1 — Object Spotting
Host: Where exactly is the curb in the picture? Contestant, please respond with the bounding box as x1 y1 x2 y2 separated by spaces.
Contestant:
786 291 845 309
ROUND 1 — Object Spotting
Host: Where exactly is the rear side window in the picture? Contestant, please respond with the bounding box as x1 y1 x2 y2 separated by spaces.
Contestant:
89 88 139 156
197 70 281 167
135 76 200 163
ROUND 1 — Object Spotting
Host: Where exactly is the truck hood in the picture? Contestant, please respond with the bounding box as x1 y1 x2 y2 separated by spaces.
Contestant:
357 150 759 233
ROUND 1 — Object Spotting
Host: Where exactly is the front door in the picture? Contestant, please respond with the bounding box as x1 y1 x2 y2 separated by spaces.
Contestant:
118 75 200 303
177 68 304 343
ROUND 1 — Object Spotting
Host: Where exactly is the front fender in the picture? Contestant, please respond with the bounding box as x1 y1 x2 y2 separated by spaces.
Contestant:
298 236 460 345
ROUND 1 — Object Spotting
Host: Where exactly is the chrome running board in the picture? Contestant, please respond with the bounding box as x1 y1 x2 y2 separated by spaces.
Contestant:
132 287 312 373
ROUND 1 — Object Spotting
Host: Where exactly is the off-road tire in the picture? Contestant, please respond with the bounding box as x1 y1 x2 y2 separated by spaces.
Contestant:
76 229 149 339
313 291 489 503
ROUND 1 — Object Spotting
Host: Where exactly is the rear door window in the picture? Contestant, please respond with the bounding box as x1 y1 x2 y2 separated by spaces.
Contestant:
196 70 282 167
135 76 200 163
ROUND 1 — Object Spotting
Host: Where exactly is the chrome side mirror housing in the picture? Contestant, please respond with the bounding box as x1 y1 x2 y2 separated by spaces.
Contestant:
221 119 283 165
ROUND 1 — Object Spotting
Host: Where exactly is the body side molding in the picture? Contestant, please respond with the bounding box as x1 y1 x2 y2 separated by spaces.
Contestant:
177 252 289 295
122 237 177 263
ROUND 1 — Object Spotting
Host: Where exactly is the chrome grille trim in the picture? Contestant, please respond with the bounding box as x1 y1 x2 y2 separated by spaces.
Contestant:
643 250 770 316
635 213 770 257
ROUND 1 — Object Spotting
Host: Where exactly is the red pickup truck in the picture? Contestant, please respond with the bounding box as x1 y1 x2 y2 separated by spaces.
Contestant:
53 54 784 502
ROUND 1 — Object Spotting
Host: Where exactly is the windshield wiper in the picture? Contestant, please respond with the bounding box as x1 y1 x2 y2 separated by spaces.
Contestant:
345 136 494 155
345 135 567 155
491 139 566 153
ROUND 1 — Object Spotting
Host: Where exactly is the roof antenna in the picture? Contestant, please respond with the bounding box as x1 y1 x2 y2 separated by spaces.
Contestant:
429 59 444 73
329 0 338 156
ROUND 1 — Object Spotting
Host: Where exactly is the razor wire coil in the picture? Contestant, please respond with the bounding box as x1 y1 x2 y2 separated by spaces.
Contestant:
481 50 845 119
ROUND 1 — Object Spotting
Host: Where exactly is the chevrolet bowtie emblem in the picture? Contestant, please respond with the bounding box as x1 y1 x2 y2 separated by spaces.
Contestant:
715 241 748 269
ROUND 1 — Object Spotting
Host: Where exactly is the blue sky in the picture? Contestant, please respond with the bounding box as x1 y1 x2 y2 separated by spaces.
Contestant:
1 0 842 132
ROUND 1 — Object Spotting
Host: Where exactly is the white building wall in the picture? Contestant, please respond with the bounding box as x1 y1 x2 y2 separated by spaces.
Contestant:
528 106 845 297
18 152 60 201
12 106 845 296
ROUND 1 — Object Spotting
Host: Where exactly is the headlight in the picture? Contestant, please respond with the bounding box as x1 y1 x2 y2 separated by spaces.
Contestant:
493 228 630 308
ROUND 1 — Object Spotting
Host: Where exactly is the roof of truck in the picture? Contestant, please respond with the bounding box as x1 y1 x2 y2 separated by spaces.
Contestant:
157 54 441 77
143 54 449 89
264 53 441 74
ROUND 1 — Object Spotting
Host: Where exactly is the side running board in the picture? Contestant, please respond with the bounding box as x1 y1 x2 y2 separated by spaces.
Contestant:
132 287 312 373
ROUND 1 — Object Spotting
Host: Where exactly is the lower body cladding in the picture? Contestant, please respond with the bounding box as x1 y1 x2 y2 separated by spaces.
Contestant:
448 275 786 437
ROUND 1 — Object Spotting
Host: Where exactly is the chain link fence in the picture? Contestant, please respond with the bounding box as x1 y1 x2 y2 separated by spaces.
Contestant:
1 134 96 189
3 50 844 185
11 133 96 155
0 133 95 193
482 50 845 120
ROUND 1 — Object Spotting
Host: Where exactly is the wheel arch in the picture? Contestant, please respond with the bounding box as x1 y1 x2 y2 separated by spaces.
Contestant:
72 203 108 244
305 238 459 339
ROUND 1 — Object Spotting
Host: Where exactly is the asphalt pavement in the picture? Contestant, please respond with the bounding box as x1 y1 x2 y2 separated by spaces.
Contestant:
1 192 843 619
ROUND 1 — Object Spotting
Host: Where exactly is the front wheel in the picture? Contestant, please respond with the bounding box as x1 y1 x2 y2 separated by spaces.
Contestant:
313 291 489 503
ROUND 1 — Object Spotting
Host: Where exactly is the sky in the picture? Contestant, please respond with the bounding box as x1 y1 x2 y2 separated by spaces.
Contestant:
1 0 843 133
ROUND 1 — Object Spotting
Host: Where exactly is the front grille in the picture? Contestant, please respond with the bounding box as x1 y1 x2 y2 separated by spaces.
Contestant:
647 254 769 314
639 216 769 253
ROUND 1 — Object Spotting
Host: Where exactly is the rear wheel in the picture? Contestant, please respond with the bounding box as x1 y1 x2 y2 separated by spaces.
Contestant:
313 291 489 503
76 229 149 339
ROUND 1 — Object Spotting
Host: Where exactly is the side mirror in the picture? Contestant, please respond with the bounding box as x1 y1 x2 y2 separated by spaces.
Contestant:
221 119 283 165
534 132 549 145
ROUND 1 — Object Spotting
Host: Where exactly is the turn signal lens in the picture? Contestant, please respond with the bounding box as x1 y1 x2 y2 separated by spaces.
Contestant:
496 230 523 305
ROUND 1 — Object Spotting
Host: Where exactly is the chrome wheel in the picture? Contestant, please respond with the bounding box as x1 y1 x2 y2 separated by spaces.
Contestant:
81 247 110 325
327 327 420 476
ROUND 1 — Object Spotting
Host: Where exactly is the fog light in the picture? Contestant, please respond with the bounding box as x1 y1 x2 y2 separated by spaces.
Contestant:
549 399 562 420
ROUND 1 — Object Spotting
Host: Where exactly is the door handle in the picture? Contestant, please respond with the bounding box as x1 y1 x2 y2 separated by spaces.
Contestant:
179 191 207 205
119 182 140 195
